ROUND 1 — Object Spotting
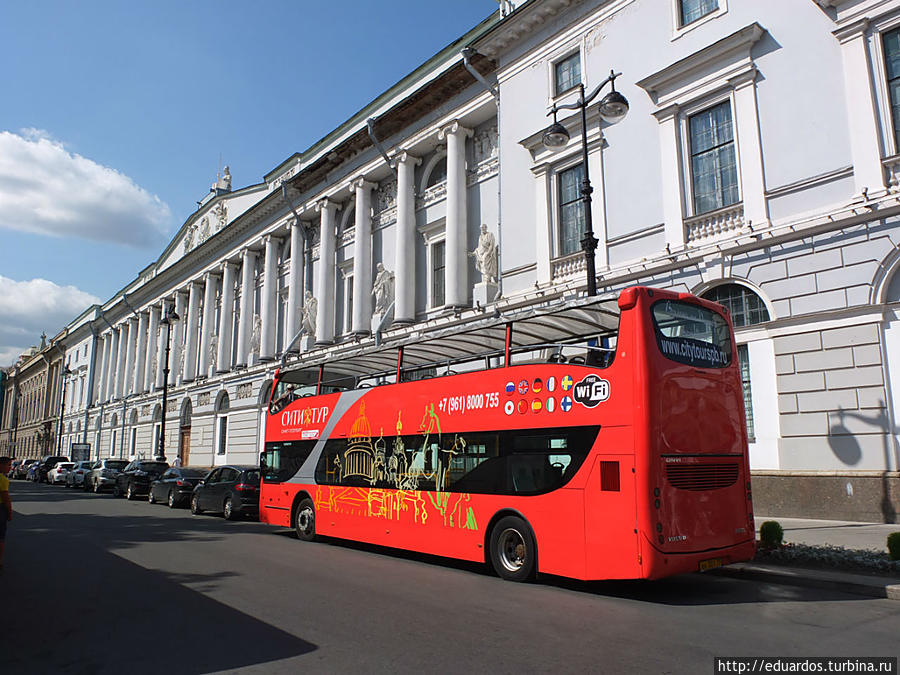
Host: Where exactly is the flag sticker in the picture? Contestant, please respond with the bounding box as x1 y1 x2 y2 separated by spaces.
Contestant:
517 399 528 414
532 377 543 394
546 376 557 392
546 397 556 413
505 381 515 395
518 379 529 395
561 395 573 412
561 375 574 391
532 399 542 413
504 400 515 415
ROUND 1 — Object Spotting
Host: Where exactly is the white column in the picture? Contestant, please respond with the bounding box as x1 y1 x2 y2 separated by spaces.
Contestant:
123 319 136 397
316 200 339 344
133 311 148 394
395 152 420 323
145 306 160 393
218 261 236 372
183 281 201 382
114 325 127 399
439 121 473 308
171 292 186 386
654 105 686 249
352 177 375 334
106 329 119 401
835 20 886 197
199 273 219 376
285 220 305 349
155 303 168 390
260 235 279 359
236 249 256 366
97 334 111 403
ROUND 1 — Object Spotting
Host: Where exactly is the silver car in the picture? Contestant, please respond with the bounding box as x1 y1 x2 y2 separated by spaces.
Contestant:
65 460 95 488
84 458 130 493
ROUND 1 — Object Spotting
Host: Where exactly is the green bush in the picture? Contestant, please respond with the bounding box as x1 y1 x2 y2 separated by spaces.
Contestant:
759 520 784 548
888 532 900 561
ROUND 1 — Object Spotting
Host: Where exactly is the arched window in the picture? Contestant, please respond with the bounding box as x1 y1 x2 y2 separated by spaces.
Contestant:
215 391 230 456
129 409 139 457
152 404 162 457
181 398 193 428
110 413 119 458
425 156 447 188
701 283 770 442
886 267 900 303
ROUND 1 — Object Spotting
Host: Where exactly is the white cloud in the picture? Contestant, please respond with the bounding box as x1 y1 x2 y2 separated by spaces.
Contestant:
0 129 172 247
0 276 100 367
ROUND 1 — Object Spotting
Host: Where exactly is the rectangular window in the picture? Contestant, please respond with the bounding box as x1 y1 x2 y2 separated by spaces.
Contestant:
884 28 900 151
345 275 354 334
737 344 755 442
680 0 718 27
554 52 581 96
558 163 585 256
431 241 445 308
217 416 228 455
130 428 137 456
689 101 738 215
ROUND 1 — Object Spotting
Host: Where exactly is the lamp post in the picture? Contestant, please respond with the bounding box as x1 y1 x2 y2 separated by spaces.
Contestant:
542 70 629 297
56 365 72 455
157 307 180 461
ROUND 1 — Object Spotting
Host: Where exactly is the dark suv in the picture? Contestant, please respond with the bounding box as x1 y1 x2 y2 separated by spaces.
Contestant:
191 465 260 520
34 456 69 483
114 459 170 500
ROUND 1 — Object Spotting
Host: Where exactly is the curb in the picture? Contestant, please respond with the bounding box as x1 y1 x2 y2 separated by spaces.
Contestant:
710 562 900 600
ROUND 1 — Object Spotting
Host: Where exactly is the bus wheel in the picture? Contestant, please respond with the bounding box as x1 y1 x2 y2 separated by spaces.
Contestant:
489 516 536 582
294 498 317 542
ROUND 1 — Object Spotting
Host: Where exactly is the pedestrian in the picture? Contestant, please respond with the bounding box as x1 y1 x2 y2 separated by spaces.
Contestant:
0 455 12 572
172 456 182 467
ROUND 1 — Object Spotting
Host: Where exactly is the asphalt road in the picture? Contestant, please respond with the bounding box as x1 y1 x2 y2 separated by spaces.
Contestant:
2 481 898 674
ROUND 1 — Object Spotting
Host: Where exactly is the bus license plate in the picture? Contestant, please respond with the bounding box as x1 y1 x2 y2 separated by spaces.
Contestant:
699 558 722 572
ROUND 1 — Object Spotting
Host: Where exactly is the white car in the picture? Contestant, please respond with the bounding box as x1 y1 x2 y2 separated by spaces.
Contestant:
47 462 75 485
65 460 95 487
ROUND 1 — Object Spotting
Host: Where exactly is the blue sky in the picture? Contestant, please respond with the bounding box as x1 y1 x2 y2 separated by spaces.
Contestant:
0 0 498 366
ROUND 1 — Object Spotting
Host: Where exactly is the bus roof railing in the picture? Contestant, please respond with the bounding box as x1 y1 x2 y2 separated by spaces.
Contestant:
277 288 622 387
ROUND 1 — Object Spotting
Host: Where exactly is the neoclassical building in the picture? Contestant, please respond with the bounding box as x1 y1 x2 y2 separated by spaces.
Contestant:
5 0 900 521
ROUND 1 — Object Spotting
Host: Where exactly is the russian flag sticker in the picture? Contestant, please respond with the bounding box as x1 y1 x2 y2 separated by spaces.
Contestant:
561 395 573 412
546 397 556 413
505 381 515 395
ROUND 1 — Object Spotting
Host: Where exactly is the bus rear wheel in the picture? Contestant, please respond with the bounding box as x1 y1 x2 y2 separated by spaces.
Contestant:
489 515 536 582
294 498 317 542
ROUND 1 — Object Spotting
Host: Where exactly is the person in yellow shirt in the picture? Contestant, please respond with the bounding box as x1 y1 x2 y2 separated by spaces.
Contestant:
0 456 12 571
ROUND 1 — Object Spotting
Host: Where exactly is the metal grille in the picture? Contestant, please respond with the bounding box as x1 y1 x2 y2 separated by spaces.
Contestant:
666 463 739 491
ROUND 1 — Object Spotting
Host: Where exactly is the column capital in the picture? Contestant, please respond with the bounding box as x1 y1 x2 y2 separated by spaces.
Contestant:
352 176 377 191
438 120 474 141
393 150 422 168
240 247 257 259
316 198 341 214
263 233 282 246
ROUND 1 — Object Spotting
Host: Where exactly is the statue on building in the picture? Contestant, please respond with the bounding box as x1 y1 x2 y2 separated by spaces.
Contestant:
183 222 197 254
301 291 318 338
250 314 262 357
214 201 228 231
469 224 498 284
209 333 218 372
371 263 395 315
213 165 232 192
198 217 210 244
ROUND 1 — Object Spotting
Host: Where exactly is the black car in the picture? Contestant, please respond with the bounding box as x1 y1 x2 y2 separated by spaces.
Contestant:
35 456 69 483
114 460 170 500
191 465 260 520
148 467 211 508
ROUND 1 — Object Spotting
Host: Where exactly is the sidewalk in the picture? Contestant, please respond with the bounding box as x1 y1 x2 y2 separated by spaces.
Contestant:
710 515 900 600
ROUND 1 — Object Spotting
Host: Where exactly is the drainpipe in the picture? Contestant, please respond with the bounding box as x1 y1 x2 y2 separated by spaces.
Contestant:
367 119 398 178
461 46 503 302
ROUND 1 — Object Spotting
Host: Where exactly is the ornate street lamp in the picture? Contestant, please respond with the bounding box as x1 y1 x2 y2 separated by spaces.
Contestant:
56 365 72 455
157 307 180 461
542 70 629 297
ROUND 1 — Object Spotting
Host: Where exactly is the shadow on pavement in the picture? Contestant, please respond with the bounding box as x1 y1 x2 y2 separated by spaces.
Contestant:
1 483 317 675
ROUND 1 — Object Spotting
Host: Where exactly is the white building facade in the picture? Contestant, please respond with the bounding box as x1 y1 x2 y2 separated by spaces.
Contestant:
36 0 900 521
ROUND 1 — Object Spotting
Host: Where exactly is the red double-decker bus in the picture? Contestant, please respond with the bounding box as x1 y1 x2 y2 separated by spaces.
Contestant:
260 286 755 581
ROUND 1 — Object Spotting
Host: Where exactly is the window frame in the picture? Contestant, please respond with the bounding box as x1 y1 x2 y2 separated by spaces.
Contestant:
871 12 900 159
552 50 582 98
419 219 447 312
556 161 587 257
686 98 740 216
672 0 726 40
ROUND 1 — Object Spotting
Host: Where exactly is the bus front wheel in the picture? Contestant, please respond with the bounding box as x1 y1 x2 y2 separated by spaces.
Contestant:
295 498 317 542
489 515 536 582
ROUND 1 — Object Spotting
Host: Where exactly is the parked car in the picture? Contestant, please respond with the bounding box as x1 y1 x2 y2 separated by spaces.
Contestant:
65 461 95 488
149 467 211 508
14 459 38 479
8 459 22 477
84 458 129 493
114 459 170 500
35 456 69 483
47 462 75 485
191 465 260 520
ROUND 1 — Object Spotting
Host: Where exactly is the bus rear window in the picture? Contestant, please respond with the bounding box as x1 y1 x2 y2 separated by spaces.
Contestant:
651 300 732 368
